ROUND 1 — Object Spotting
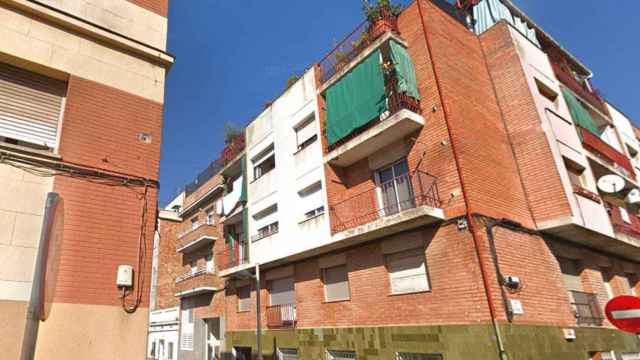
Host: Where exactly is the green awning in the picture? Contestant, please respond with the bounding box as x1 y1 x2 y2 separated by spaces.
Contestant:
325 49 387 146
390 40 420 99
561 88 599 136
239 155 247 202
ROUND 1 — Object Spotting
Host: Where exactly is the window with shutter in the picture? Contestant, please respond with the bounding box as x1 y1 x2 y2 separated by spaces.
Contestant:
396 353 443 360
0 62 67 150
278 348 299 360
386 248 430 295
180 303 194 351
269 277 295 306
299 182 324 221
323 265 350 302
326 350 356 360
558 258 583 292
237 285 251 312
294 115 317 151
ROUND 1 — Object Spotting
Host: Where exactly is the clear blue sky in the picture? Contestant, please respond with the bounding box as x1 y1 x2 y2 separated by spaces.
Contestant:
159 0 640 205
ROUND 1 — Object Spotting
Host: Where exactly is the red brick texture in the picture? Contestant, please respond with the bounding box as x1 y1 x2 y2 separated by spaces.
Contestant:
479 22 572 226
127 0 168 17
155 218 182 310
51 76 163 307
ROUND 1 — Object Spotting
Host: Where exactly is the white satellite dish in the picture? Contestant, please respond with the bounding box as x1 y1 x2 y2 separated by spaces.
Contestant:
626 189 640 204
597 174 625 193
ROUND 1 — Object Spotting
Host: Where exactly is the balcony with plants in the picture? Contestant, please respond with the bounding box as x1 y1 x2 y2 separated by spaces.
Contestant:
318 0 424 167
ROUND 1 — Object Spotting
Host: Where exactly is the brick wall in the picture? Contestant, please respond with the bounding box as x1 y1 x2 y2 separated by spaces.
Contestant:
127 0 168 17
156 218 182 309
479 22 572 225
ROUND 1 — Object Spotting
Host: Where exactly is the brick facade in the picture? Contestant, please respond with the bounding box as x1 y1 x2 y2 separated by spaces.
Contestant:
127 0 168 17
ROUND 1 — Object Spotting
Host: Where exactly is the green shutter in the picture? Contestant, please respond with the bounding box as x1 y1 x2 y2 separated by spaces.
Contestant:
390 40 420 100
239 155 247 202
561 88 599 136
325 49 387 146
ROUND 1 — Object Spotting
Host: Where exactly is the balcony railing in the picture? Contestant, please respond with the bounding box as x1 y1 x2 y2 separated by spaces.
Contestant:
330 170 439 233
570 290 603 326
608 205 640 239
318 13 398 84
217 240 250 271
174 270 217 297
177 222 217 252
579 127 635 179
266 304 296 329
551 62 609 117
175 267 214 284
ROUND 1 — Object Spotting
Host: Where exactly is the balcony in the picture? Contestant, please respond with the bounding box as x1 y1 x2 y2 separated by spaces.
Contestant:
266 304 297 329
324 97 424 167
579 127 635 180
551 62 609 117
174 269 217 298
608 205 640 247
570 290 604 326
216 241 250 275
177 222 217 253
330 170 443 242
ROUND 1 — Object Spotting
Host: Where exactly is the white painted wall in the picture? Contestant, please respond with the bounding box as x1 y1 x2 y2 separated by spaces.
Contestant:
608 103 640 176
245 68 331 265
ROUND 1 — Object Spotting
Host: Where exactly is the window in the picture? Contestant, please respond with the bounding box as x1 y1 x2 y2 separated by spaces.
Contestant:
191 216 200 230
278 348 299 360
269 277 295 305
305 206 325 220
252 204 279 241
149 341 156 358
299 182 325 222
376 159 415 215
323 265 350 302
326 350 356 360
0 62 67 151
167 342 174 360
190 260 198 275
237 285 251 312
620 207 632 224
256 222 279 240
621 353 640 360
603 270 615 300
294 115 317 151
396 353 443 360
206 254 214 273
558 257 582 291
598 352 617 360
535 78 558 103
564 159 586 189
386 248 430 295
206 207 215 225
628 275 638 296
180 301 194 351
253 144 276 180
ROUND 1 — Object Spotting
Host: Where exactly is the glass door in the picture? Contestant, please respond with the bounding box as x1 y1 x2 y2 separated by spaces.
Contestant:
377 160 414 216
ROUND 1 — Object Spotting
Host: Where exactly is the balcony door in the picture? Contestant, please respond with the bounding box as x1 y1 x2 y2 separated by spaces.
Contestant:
376 159 414 216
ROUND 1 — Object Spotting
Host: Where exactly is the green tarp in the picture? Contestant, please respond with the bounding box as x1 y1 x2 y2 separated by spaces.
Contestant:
390 40 420 100
239 155 247 203
325 49 387 146
561 88 599 136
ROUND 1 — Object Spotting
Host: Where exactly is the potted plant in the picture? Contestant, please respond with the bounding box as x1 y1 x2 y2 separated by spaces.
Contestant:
362 0 402 39
334 50 348 72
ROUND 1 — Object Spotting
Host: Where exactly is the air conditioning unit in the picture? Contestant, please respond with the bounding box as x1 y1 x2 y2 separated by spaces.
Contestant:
626 189 640 204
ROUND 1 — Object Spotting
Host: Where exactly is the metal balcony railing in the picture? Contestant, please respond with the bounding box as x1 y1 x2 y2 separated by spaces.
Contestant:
570 290 604 326
551 62 609 117
579 127 635 179
177 220 214 239
330 170 440 233
216 240 249 271
175 267 214 284
176 222 217 252
266 304 297 329
318 11 399 84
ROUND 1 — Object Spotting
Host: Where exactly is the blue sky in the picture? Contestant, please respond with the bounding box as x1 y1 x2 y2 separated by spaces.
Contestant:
159 0 640 205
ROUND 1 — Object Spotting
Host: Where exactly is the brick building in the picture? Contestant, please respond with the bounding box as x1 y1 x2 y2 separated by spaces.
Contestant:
0 0 173 359
213 0 640 359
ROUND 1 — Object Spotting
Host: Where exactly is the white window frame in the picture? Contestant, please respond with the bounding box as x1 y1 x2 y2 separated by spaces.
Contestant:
386 248 430 295
294 115 318 152
396 353 443 360
206 207 215 225
252 144 275 181
326 350 356 360
278 348 299 360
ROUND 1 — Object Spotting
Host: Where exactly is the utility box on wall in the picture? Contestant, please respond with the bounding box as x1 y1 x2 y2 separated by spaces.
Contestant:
116 265 133 287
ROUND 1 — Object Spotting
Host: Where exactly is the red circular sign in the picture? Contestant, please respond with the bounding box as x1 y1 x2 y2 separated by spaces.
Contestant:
605 296 640 333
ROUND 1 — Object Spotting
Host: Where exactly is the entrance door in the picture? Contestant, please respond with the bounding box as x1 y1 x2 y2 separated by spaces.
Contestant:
234 347 252 360
376 160 414 216
205 318 221 360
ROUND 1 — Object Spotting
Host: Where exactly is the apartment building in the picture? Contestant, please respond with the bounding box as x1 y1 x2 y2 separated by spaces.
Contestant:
211 0 640 359
0 0 172 359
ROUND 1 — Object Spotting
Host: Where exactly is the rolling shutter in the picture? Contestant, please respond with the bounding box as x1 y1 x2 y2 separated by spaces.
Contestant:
0 62 66 148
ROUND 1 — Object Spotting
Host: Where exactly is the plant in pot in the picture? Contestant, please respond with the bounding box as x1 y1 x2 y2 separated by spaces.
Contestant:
362 0 402 39
334 50 348 72
220 122 245 164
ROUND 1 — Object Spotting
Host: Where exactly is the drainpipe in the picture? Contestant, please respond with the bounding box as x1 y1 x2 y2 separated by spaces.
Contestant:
255 263 263 360
414 2 508 359
20 192 59 360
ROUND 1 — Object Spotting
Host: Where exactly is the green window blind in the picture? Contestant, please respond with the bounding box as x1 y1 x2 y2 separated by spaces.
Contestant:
561 88 599 136
390 40 420 99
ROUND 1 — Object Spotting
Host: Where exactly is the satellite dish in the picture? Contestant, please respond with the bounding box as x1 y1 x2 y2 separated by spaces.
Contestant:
626 189 640 204
597 174 625 193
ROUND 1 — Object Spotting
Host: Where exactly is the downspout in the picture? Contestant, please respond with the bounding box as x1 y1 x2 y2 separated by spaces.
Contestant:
414 1 508 359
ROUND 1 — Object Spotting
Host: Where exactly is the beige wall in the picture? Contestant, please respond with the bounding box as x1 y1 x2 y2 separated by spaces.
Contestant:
0 300 28 360
35 303 150 360
0 2 167 103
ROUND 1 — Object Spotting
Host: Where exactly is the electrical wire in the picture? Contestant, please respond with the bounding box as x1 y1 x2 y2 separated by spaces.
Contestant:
0 149 155 313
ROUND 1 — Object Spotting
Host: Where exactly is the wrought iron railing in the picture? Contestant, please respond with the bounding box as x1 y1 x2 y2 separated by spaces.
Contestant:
330 170 440 233
570 290 604 326
266 303 297 329
250 224 279 242
318 11 399 84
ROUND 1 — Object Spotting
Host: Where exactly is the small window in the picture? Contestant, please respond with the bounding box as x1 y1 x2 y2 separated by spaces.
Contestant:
206 207 215 225
206 254 214 272
326 350 356 360
323 265 350 302
621 353 640 360
269 276 295 306
167 342 174 360
564 159 586 189
278 348 299 360
191 216 200 230
237 285 251 312
295 115 317 151
535 78 558 103
396 353 443 360
149 342 156 358
386 248 430 295
628 275 638 296
305 206 325 220
256 222 279 240
299 182 325 222
253 144 276 180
